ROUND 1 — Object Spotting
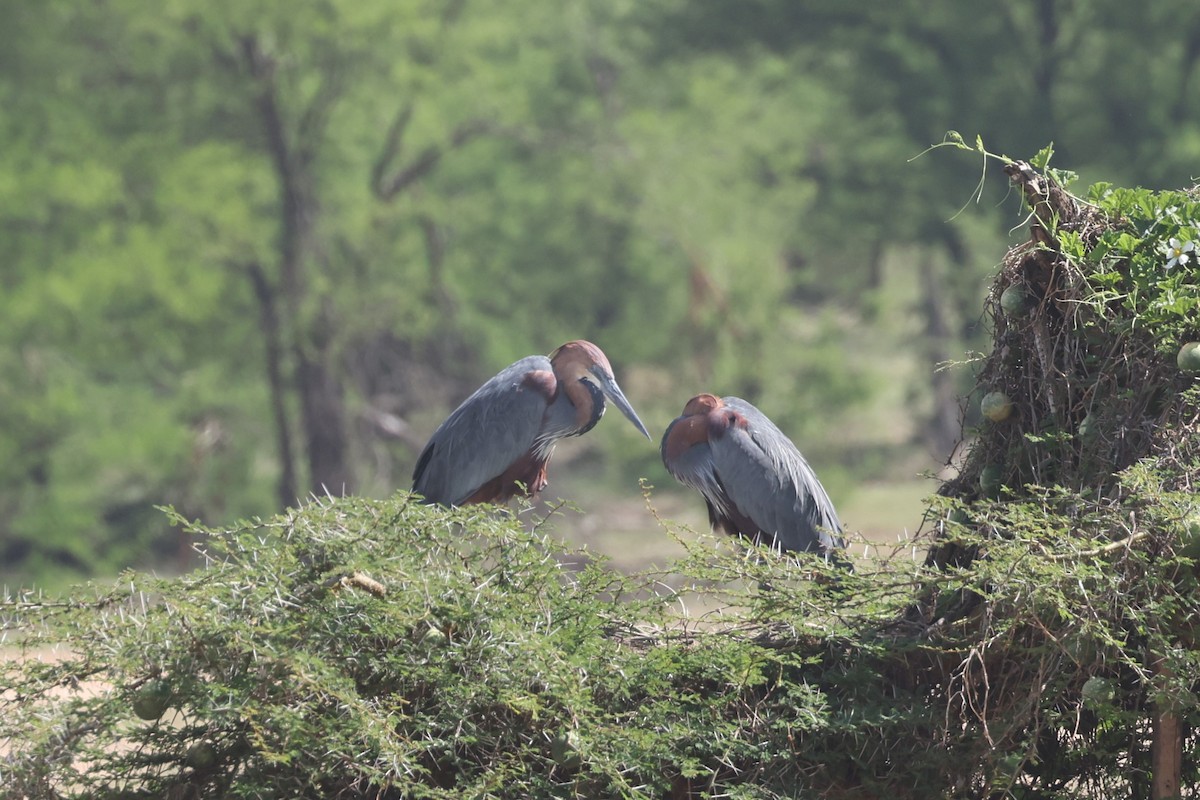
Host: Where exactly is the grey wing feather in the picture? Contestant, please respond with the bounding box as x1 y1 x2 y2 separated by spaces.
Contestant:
660 422 729 518
413 356 552 505
713 397 844 553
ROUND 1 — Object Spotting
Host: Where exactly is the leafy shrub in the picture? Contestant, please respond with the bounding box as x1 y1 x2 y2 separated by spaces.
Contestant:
0 499 890 799
3 154 1200 799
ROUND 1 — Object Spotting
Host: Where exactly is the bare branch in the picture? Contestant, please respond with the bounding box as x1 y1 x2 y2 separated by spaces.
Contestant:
373 117 492 202
296 65 347 169
370 103 416 196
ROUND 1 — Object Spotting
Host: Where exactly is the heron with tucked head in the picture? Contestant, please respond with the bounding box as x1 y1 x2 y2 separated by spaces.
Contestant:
661 394 845 559
413 340 651 506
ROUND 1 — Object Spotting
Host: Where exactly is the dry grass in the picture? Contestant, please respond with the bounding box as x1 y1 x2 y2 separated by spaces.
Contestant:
548 475 933 573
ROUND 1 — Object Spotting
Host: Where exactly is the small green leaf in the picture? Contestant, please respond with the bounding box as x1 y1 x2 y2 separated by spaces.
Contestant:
1030 143 1055 170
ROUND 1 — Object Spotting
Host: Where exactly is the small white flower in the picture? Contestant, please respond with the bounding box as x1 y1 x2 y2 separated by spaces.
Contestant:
1165 237 1195 270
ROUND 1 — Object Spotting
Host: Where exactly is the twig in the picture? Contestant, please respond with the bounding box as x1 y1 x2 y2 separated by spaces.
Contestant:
1049 531 1147 561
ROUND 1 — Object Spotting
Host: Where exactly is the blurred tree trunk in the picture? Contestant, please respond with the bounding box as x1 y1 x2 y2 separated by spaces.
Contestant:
919 251 962 460
247 261 298 508
241 34 355 499
296 303 354 496
1152 706 1182 799
1151 660 1183 799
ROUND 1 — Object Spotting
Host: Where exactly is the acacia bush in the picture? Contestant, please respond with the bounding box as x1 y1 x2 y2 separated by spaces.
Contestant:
922 143 1200 797
3 155 1199 799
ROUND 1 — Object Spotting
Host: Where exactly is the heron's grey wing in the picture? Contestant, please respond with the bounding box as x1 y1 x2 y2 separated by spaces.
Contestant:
713 398 844 553
660 419 730 518
413 356 552 505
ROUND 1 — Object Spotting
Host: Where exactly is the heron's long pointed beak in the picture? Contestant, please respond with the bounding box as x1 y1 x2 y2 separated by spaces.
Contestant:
598 373 651 439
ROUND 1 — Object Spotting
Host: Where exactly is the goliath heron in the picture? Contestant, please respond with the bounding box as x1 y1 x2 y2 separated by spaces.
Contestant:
661 394 844 557
413 340 650 506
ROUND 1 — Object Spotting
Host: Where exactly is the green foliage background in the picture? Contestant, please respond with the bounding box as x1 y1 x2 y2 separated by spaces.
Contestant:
3 0 1200 583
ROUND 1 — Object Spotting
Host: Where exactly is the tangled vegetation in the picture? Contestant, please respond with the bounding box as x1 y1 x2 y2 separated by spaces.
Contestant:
3 155 1200 798
924 142 1200 797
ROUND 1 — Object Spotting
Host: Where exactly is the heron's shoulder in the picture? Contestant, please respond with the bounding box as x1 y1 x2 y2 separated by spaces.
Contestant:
720 397 773 427
509 354 554 372
466 356 553 397
487 355 552 382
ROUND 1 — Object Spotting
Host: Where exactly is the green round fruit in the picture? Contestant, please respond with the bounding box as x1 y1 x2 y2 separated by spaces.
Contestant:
1081 676 1116 709
1178 342 1200 372
1179 512 1200 560
979 464 1003 497
1062 634 1097 665
131 679 173 721
97 790 148 800
1078 413 1097 443
551 730 582 770
185 741 218 770
1000 284 1034 318
980 391 1013 422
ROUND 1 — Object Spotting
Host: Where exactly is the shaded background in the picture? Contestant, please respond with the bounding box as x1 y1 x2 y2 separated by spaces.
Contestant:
2 0 1198 587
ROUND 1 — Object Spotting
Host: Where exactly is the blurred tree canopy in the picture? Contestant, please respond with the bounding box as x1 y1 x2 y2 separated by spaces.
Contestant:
2 0 1198 584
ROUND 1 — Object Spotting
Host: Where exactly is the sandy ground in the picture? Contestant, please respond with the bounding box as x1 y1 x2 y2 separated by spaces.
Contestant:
0 644 115 765
547 477 936 573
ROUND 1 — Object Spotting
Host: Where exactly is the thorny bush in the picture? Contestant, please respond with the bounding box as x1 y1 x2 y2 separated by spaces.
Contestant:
3 152 1200 799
